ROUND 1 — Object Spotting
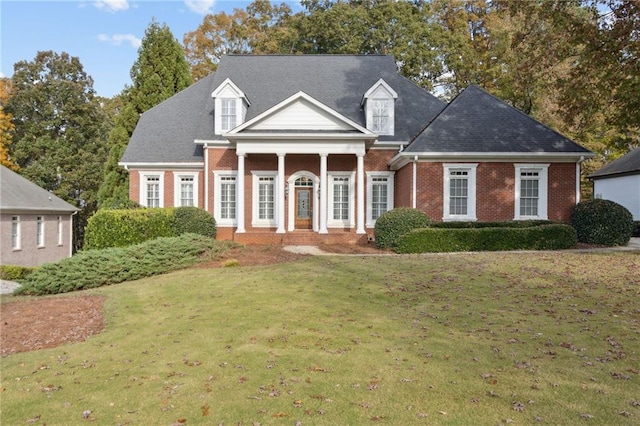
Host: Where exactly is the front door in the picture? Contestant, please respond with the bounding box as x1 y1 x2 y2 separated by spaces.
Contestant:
295 188 313 229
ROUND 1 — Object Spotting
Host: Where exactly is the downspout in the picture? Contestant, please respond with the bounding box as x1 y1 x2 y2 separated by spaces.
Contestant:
576 156 585 204
204 146 209 212
412 156 418 209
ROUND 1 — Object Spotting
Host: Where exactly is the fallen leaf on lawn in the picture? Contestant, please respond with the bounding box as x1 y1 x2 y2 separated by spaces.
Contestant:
619 411 632 417
580 413 594 419
201 404 210 416
439 411 447 415
26 415 41 423
272 412 289 418
513 402 525 412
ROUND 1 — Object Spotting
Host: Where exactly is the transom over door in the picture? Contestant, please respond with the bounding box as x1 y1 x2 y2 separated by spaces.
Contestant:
295 188 313 229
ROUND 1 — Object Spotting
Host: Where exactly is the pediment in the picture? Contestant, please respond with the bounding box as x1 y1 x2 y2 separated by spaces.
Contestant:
228 91 372 135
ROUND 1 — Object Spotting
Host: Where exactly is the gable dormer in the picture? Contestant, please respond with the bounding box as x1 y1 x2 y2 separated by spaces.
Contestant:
362 78 398 136
211 78 250 134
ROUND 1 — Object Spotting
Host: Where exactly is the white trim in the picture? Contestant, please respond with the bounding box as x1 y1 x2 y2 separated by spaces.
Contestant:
11 215 21 250
173 172 199 207
213 171 238 227
36 215 45 247
236 141 366 156
139 171 165 208
363 79 397 136
319 154 328 234
443 164 478 221
277 154 286 234
211 78 249 103
204 148 209 211
389 152 595 170
57 215 63 246
514 164 549 220
120 162 203 169
228 91 374 136
251 171 278 228
327 172 356 228
366 171 395 227
362 78 398 102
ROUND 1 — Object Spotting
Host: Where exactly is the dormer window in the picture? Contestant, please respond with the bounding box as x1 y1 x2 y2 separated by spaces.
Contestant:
363 78 397 136
221 98 237 131
212 78 249 135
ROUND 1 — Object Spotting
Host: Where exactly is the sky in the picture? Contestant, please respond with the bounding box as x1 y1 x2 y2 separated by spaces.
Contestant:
1 0 299 98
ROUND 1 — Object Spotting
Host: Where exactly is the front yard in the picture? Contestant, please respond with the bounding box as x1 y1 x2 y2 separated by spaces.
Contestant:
1 249 638 425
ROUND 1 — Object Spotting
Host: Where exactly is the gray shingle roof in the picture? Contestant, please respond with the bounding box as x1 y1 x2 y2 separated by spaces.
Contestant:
122 55 445 164
589 147 640 179
404 85 592 154
0 166 79 213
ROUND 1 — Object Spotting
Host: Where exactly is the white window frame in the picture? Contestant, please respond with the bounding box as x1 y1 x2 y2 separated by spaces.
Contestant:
443 164 478 221
220 98 237 132
11 215 20 250
213 171 238 227
514 164 549 220
366 172 395 227
36 216 45 247
364 79 397 136
174 172 199 207
139 171 165 208
212 79 247 135
251 171 278 228
328 172 356 228
57 216 63 246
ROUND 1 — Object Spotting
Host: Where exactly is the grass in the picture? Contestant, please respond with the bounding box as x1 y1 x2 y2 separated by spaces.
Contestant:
1 251 639 425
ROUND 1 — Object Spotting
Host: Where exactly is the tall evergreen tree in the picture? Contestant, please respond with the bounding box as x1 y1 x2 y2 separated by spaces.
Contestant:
98 20 192 208
5 51 109 248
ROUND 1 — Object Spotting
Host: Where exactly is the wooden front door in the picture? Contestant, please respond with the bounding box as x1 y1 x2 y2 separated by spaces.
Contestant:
295 188 313 229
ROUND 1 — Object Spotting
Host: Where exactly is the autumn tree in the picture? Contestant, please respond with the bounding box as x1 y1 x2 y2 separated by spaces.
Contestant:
98 20 192 208
184 0 296 81
5 51 109 248
0 77 18 170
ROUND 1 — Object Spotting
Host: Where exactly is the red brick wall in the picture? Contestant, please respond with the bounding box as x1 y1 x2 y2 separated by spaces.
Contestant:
411 162 577 222
128 169 205 208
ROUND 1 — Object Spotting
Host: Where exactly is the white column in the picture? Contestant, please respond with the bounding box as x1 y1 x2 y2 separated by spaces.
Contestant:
319 153 328 234
277 153 286 234
356 153 365 234
236 154 246 233
412 156 418 209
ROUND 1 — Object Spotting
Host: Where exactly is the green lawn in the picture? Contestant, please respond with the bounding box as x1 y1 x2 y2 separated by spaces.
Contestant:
1 251 639 425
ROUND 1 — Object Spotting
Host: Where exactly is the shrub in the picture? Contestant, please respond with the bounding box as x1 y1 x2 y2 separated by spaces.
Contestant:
396 224 577 253
374 208 430 249
85 207 217 250
571 199 634 246
173 207 216 238
14 234 232 296
0 265 37 281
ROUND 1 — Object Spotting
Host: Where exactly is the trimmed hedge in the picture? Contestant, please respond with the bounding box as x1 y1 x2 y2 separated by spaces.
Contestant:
395 224 577 253
374 208 430 249
571 199 634 246
0 265 37 281
14 234 228 295
85 207 216 250
429 220 555 229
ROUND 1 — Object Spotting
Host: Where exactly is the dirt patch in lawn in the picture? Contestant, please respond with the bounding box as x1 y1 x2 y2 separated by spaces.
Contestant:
1 244 386 356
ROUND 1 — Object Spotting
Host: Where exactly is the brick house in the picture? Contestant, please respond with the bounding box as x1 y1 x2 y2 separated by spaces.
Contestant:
120 55 593 245
1 165 78 266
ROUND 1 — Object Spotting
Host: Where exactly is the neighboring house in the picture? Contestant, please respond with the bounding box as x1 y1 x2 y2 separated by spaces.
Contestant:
120 55 594 245
589 147 640 220
0 166 79 266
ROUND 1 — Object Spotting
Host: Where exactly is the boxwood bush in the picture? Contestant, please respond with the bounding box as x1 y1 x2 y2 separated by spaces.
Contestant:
395 224 577 253
14 234 229 296
571 199 634 246
374 208 430 249
0 265 37 281
85 207 216 250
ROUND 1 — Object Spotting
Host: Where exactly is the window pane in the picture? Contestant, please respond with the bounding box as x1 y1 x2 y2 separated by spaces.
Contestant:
220 177 236 219
11 216 19 249
36 216 44 246
146 176 160 208
372 100 390 133
520 177 539 216
221 99 236 131
333 177 349 220
259 177 275 220
449 171 468 215
180 176 194 207
372 177 388 220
